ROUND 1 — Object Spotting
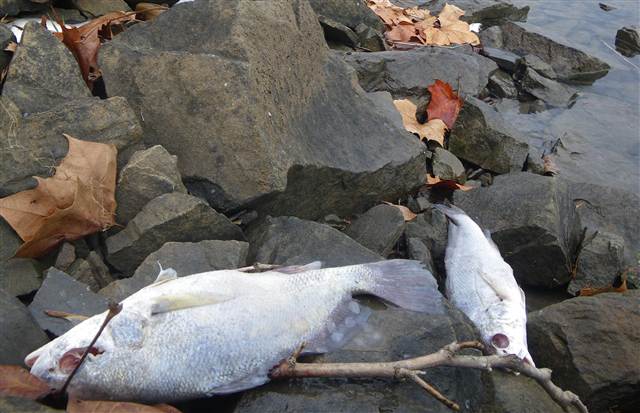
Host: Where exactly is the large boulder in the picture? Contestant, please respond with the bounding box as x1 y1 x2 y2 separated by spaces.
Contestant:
0 288 48 365
248 216 381 267
528 291 640 412
342 46 497 98
454 172 581 288
106 192 245 275
307 0 384 32
100 240 249 302
99 0 426 219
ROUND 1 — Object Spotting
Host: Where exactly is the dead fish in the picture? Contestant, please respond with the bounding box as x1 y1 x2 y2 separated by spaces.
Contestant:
434 204 535 366
26 260 441 402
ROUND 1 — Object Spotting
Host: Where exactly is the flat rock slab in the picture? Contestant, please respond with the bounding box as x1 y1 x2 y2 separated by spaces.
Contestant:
0 288 48 365
345 204 406 256
100 240 249 302
249 216 382 267
100 0 425 219
29 268 108 336
528 291 640 412
0 258 41 297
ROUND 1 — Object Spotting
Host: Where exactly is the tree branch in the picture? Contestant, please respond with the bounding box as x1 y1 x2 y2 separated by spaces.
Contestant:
270 341 587 413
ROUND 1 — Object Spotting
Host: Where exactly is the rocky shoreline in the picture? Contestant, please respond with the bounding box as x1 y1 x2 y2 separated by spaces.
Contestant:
1 1 638 412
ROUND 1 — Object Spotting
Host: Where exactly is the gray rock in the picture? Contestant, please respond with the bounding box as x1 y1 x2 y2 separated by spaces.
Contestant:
404 208 449 279
100 240 249 302
249 216 382 267
519 68 578 108
68 259 97 292
481 47 519 73
2 22 90 114
516 54 557 79
449 97 529 174
345 204 406 256
0 96 143 197
524 147 546 175
0 258 41 297
0 0 46 16
342 46 497 98
480 25 504 48
0 288 48 365
499 22 610 84
0 219 21 261
615 25 640 57
489 370 564 413
74 0 130 16
431 147 466 182
99 0 425 220
488 69 518 98
307 0 384 32
29 268 108 336
318 16 359 49
354 23 386 52
115 145 187 225
54 242 76 272
429 0 529 26
365 91 405 131
0 397 63 413
528 291 640 412
0 24 15 73
106 193 244 274
567 231 625 295
406 237 434 273
454 172 581 288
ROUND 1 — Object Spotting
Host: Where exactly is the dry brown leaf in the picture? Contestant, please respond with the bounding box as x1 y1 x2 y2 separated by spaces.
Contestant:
426 175 474 191
44 309 89 322
0 135 117 258
4 41 17 53
427 79 463 129
135 3 169 21
542 155 560 176
0 365 51 400
578 268 632 296
393 99 447 145
67 399 182 413
382 201 417 221
387 22 420 43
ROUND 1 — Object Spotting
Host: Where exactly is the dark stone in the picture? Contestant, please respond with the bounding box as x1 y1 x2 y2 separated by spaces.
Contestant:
0 24 15 73
248 216 382 267
0 397 62 412
318 16 359 48
479 25 504 48
342 46 497 98
115 145 187 225
519 68 578 108
0 258 41 297
488 371 564 413
567 230 625 295
307 0 384 32
366 91 405 131
449 97 529 174
54 242 76 272
354 23 386 52
106 193 245 274
0 0 46 17
528 291 640 412
404 208 449 279
481 47 519 73
488 69 518 98
406 237 434 273
615 26 640 57
454 172 581 288
74 0 131 16
516 54 557 79
0 288 48 365
29 268 108 336
100 0 425 220
431 147 466 183
345 204 406 256
429 0 529 27
0 219 21 262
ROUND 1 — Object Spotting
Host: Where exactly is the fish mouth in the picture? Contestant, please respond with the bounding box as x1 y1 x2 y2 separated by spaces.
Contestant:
59 346 105 374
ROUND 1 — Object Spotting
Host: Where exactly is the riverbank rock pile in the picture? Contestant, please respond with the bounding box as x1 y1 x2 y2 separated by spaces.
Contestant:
0 1 637 412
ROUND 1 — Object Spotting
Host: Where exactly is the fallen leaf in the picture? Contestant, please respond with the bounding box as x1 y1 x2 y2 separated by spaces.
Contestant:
542 155 560 176
44 309 89 322
578 268 632 297
387 22 421 43
67 399 182 413
0 365 51 400
135 3 169 21
426 175 473 191
382 201 417 221
393 99 447 145
0 135 117 258
4 41 17 52
427 79 463 129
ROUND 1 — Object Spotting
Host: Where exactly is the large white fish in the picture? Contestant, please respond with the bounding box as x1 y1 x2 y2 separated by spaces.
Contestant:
26 260 441 402
434 204 535 365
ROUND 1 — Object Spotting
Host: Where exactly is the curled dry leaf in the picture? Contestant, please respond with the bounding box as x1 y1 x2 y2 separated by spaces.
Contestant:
135 3 169 21
393 99 447 145
44 309 89 322
0 135 117 258
382 201 417 221
426 174 473 191
0 365 52 400
4 41 17 53
427 79 463 129
67 399 183 413
542 155 560 176
579 268 631 297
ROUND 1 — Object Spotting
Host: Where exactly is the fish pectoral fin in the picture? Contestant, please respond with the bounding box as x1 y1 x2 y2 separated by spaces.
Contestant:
274 261 323 274
153 262 178 284
150 292 233 315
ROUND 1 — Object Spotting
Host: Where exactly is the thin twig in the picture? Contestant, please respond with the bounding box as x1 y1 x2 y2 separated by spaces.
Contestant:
601 40 640 71
270 341 587 413
236 263 282 273
58 302 122 395
399 369 460 411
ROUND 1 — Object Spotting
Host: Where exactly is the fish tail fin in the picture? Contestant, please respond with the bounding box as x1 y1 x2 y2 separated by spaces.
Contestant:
362 260 443 313
432 203 469 225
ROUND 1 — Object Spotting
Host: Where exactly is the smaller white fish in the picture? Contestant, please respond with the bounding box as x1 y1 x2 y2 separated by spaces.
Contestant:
435 204 534 365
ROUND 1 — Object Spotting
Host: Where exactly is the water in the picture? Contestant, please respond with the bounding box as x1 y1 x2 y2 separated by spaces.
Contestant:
495 0 640 192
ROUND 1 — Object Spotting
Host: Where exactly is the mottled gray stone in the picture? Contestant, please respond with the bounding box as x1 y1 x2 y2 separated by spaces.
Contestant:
0 288 48 365
345 204 406 256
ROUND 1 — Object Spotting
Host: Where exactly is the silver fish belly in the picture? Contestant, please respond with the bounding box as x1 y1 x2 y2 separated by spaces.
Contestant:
27 260 441 402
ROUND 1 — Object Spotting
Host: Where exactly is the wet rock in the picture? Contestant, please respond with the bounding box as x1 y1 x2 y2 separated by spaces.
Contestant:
29 268 108 336
100 240 249 302
2 22 90 114
115 145 187 225
454 172 581 288
498 22 610 83
307 0 384 32
406 237 434 273
519 68 578 108
0 0 46 17
354 23 386 52
0 24 15 73
516 54 557 79
106 193 244 274
615 26 640 57
528 291 640 412
0 96 143 197
342 46 497 98
449 97 529 174
74 0 130 16
345 204 406 256
100 0 425 220
54 242 76 272
404 207 449 278
524 147 546 175
0 397 62 413
249 216 381 267
431 147 466 183
0 219 21 261
0 258 41 297
0 288 48 365
319 16 359 49
567 231 625 295
488 69 518 99
429 0 529 26
481 47 519 73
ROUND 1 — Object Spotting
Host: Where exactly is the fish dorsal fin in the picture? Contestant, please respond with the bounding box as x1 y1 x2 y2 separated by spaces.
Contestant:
483 229 500 253
275 261 323 274
150 291 232 315
154 262 178 284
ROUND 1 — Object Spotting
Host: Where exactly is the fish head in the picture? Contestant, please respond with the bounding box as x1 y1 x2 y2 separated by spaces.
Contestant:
486 329 534 365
